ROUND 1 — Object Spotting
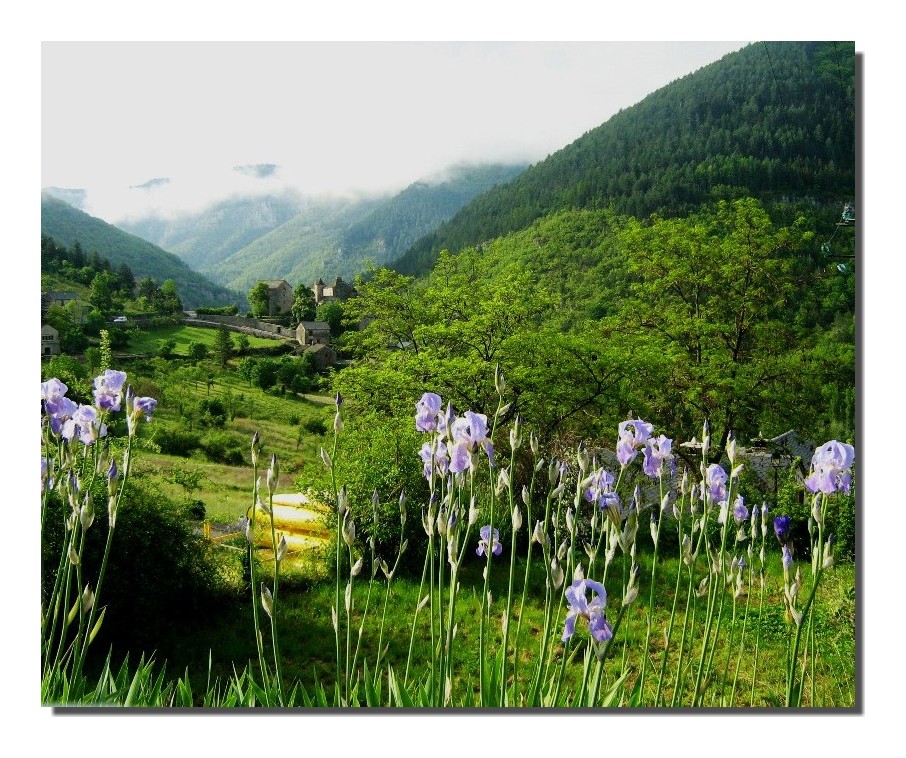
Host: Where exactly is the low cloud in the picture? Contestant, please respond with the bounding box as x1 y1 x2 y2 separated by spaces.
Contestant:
233 163 279 179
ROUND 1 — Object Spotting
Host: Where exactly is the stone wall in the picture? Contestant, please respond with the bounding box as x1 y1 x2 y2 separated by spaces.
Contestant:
182 313 295 340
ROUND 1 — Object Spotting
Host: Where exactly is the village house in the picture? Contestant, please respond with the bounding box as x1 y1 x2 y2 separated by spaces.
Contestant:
304 343 338 371
296 320 332 347
740 430 816 495
41 291 79 319
262 280 294 317
41 324 60 357
313 276 356 306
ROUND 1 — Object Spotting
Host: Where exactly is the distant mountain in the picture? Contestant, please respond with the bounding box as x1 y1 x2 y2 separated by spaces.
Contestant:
40 194 241 309
118 191 307 273
338 163 527 272
43 186 88 210
167 162 526 293
210 195 386 293
393 41 855 276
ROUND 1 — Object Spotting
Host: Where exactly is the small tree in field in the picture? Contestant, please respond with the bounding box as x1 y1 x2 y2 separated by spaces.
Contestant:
215 324 233 368
188 342 208 362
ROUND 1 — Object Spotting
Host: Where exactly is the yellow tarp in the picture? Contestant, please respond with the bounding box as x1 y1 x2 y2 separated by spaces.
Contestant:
250 493 330 551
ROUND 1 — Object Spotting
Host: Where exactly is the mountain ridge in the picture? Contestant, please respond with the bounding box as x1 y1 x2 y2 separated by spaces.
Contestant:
392 41 855 276
40 193 241 309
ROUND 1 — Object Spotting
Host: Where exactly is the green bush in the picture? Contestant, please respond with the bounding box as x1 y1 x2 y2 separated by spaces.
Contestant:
200 430 246 465
776 465 856 559
297 412 429 574
41 477 236 657
41 355 90 403
195 305 239 315
303 417 328 436
188 342 209 361
158 338 177 358
198 398 227 428
153 425 202 457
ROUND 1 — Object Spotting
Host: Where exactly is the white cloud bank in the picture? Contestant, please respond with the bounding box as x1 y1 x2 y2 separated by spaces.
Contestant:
42 41 746 222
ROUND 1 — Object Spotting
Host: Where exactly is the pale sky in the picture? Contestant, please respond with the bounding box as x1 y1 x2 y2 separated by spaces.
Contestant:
42 41 747 222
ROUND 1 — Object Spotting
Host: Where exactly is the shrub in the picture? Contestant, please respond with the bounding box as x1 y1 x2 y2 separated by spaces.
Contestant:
41 477 236 656
153 425 202 457
188 342 209 361
41 355 90 403
195 305 239 315
302 417 328 436
199 398 228 428
297 412 429 573
777 465 855 559
200 430 246 465
158 338 177 358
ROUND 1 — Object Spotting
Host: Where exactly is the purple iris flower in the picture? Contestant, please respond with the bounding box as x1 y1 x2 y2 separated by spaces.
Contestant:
93 370 128 412
419 440 449 479
41 378 69 415
448 440 471 474
781 544 794 571
415 392 443 432
476 525 502 557
774 515 792 543
803 440 855 495
583 467 619 510
616 419 654 467
642 435 673 478
62 404 104 445
42 378 80 434
732 495 749 524
705 464 728 503
48 396 78 435
132 396 157 422
562 578 613 644
452 411 494 465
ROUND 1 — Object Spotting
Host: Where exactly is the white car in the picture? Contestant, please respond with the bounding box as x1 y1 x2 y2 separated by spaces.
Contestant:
113 316 128 323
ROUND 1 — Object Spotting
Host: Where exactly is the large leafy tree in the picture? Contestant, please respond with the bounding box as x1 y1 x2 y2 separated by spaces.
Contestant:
339 251 631 444
316 301 344 338
612 198 822 458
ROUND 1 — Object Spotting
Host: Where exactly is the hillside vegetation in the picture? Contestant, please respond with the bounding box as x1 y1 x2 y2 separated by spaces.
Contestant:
116 163 525 293
394 41 855 276
41 194 242 309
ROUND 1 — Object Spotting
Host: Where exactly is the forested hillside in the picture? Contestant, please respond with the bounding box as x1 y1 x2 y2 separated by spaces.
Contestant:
394 41 855 276
209 163 526 292
41 194 241 309
119 192 306 273
330 40 856 522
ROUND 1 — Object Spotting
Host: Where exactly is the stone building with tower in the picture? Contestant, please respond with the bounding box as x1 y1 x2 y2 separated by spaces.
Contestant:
313 276 356 306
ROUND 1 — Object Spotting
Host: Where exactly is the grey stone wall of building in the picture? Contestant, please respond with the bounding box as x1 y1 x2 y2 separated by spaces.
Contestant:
182 313 295 340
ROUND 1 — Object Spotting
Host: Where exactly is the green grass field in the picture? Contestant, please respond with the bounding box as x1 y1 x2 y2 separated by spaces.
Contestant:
155 547 856 707
120 346 334 523
126 324 285 356
62 342 856 708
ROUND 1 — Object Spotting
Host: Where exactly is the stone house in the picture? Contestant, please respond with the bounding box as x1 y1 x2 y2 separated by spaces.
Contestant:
739 430 816 496
313 276 356 305
41 291 79 319
304 343 337 371
41 324 60 357
296 320 332 347
262 280 294 317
